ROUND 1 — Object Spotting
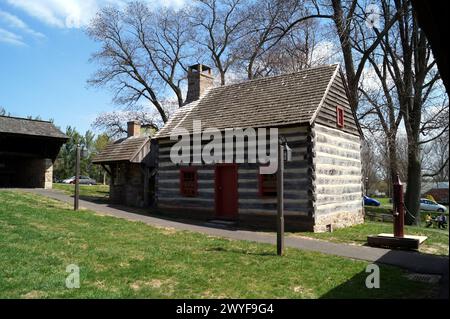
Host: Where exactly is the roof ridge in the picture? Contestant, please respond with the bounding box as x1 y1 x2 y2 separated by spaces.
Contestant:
0 114 53 124
207 64 339 93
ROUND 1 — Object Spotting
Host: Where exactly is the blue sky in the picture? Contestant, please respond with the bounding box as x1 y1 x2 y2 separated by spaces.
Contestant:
0 0 184 134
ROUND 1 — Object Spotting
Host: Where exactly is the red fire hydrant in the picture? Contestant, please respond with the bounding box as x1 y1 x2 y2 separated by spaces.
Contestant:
393 174 405 238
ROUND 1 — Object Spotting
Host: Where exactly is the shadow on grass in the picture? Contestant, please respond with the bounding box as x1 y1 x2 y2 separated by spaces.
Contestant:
319 250 448 299
319 269 375 299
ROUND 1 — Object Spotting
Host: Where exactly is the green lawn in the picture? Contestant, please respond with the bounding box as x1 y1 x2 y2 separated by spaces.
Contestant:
53 183 109 203
366 197 449 219
0 190 439 299
291 221 449 256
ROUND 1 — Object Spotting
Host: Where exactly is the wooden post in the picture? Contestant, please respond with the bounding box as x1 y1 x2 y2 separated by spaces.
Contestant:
74 144 80 211
277 141 284 256
393 174 404 237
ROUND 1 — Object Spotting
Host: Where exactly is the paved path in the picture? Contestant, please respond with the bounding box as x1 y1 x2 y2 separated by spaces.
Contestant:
23 188 449 298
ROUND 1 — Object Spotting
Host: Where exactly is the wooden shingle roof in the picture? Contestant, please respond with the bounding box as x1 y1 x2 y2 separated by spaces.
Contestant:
156 64 339 138
92 136 150 164
0 115 67 139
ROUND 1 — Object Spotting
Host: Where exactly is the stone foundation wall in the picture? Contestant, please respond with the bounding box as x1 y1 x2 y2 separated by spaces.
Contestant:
313 209 364 233
43 159 53 189
110 163 146 207
0 157 53 188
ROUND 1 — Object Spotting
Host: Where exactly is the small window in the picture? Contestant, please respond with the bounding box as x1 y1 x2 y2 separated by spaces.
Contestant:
258 173 277 197
336 106 345 128
180 168 198 197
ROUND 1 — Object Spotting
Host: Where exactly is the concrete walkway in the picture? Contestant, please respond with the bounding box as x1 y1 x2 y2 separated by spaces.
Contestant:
23 188 449 298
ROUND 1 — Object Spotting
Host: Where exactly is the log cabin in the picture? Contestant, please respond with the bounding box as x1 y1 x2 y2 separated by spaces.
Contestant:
0 116 67 188
153 64 364 232
92 121 155 207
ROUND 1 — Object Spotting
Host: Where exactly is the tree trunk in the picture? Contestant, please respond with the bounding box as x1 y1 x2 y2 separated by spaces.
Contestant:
388 138 399 198
404 142 422 225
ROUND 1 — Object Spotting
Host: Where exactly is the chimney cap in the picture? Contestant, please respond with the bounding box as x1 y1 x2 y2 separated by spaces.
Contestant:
189 64 211 73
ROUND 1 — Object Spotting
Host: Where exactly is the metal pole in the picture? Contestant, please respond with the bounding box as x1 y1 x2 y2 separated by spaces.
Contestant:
393 174 404 237
74 144 80 211
277 141 285 256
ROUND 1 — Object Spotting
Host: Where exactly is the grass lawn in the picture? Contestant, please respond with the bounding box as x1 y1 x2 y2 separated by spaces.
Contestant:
53 183 109 203
0 190 439 299
366 197 449 219
291 221 449 256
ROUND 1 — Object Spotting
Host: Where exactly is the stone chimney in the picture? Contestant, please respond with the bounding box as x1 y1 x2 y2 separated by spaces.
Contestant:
185 64 214 104
127 121 141 138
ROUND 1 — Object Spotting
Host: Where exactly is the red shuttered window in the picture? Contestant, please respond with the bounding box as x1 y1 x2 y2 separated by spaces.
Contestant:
258 173 277 197
180 167 198 197
336 106 345 128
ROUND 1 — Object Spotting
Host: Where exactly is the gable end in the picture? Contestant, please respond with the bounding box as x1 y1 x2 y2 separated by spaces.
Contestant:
312 71 360 137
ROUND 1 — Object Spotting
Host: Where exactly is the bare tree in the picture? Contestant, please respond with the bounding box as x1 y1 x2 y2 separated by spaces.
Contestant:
192 0 250 85
234 0 305 79
328 0 407 137
361 139 380 195
87 3 196 124
357 28 403 193
421 118 449 182
125 3 196 108
373 0 447 224
241 17 326 78
92 100 178 138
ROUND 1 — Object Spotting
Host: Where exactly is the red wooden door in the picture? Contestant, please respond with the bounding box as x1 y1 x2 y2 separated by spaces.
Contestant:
215 164 238 219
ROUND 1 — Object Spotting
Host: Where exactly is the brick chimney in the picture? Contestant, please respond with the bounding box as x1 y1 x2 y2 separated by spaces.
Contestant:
185 64 214 104
127 121 141 138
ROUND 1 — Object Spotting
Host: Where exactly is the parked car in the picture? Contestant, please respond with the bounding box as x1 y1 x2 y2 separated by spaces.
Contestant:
419 198 447 212
364 195 381 206
62 176 97 185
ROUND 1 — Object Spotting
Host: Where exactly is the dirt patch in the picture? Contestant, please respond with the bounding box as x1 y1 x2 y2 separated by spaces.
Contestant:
22 290 47 299
420 243 449 256
129 279 173 291
156 226 178 235
292 285 315 297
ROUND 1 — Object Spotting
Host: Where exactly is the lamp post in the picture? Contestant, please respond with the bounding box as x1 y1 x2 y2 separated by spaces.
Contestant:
74 145 87 211
74 144 80 210
277 136 292 256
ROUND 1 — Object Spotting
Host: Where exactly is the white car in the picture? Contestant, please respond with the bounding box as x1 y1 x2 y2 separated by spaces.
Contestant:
420 198 447 212
62 176 76 184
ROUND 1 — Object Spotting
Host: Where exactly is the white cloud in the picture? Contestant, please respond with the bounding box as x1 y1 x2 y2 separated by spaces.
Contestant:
0 27 26 46
0 9 45 38
6 0 186 29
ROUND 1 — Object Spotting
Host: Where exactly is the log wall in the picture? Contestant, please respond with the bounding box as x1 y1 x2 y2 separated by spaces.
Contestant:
312 124 364 232
155 125 315 230
109 162 146 207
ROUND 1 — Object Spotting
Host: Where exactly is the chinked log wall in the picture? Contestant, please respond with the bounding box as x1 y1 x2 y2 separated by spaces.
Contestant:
312 124 364 232
156 125 315 230
110 163 145 207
